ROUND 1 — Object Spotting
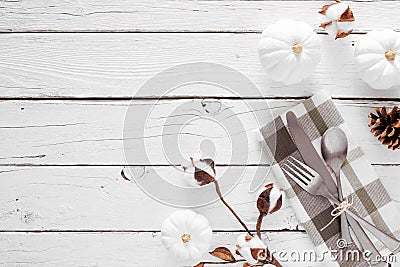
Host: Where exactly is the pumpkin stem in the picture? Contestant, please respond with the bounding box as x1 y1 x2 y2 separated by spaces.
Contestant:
385 49 396 61
181 233 191 243
292 43 303 54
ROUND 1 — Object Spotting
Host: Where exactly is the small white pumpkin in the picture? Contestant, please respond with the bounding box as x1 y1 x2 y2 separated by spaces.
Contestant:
319 1 355 40
355 29 400 90
161 210 213 264
258 19 321 85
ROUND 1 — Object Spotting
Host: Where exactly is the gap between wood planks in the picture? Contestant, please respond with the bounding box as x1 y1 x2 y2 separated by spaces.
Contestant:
0 96 399 101
0 163 398 167
0 30 380 34
0 229 305 233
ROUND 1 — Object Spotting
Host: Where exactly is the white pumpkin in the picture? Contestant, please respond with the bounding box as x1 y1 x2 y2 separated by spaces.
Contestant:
161 210 213 264
319 2 355 39
355 29 400 90
258 19 321 85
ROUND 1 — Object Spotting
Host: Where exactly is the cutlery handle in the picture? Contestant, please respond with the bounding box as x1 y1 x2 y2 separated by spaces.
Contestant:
347 216 387 266
346 209 400 254
329 197 400 253
335 173 352 244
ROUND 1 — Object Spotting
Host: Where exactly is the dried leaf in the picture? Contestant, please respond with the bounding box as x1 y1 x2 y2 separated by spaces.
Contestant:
319 3 335 15
193 263 204 267
257 183 283 215
269 194 283 214
335 30 353 40
319 21 332 29
120 169 130 181
250 248 266 261
210 247 236 262
194 158 216 186
257 187 271 214
338 6 355 22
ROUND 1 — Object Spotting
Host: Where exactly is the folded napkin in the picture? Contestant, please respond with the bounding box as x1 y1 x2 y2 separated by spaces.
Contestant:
260 91 400 266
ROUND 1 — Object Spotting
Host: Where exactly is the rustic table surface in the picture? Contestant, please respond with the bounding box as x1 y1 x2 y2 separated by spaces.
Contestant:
1 1 400 266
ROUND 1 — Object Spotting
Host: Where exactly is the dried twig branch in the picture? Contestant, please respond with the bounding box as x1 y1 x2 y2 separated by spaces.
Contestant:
214 180 252 236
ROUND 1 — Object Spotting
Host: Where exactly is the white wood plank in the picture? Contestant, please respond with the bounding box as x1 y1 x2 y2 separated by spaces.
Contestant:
0 165 398 231
0 231 322 267
1 33 399 99
0 99 398 165
0 166 299 231
0 1 399 33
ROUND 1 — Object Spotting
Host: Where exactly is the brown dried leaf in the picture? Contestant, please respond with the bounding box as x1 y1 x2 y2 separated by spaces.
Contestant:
269 194 283 214
257 184 274 214
210 247 236 262
335 30 353 40
120 169 130 181
250 248 266 261
319 21 333 29
194 263 204 267
194 158 216 186
319 3 335 15
194 169 215 186
338 6 355 22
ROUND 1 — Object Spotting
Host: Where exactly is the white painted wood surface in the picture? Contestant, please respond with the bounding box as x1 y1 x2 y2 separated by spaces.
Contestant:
0 1 399 33
1 0 400 266
0 166 399 231
0 99 398 165
1 33 400 99
0 232 322 267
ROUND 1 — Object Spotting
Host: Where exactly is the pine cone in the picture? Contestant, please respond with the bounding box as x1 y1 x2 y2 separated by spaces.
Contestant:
368 106 400 150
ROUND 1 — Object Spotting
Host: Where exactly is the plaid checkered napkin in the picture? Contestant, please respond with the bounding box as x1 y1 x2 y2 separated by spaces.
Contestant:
260 91 400 267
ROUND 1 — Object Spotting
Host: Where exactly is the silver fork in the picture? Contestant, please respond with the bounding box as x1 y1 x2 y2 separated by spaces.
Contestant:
283 156 400 255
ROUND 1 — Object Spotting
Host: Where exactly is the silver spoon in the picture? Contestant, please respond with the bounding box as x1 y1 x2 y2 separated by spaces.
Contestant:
322 127 386 265
321 127 352 243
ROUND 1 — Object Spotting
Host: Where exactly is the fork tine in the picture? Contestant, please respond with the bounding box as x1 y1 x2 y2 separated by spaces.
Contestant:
283 164 308 186
286 160 311 182
289 156 317 178
282 168 308 191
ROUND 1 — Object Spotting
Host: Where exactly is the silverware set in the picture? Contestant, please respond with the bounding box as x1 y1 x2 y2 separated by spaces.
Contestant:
284 111 400 266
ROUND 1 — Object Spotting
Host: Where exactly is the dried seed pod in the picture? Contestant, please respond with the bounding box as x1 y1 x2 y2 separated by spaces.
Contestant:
256 183 283 239
183 157 216 186
257 184 283 215
236 234 267 265
319 1 355 39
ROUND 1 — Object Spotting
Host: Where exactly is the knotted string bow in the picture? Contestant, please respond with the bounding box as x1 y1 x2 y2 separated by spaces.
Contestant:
321 196 355 231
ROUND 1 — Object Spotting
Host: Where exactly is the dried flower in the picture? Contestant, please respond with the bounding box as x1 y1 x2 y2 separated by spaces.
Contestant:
183 157 216 186
236 234 267 265
319 1 355 39
256 184 283 238
188 158 283 267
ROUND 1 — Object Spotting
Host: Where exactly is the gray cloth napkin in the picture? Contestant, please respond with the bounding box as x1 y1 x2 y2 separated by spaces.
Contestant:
260 91 400 267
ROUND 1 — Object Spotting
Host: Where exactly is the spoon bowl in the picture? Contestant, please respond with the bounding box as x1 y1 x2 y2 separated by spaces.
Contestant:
321 127 348 173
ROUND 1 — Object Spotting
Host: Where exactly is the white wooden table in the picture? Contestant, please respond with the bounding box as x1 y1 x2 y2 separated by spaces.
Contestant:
1 1 399 266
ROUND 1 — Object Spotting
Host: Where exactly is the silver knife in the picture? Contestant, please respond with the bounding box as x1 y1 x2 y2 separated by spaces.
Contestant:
285 111 338 198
